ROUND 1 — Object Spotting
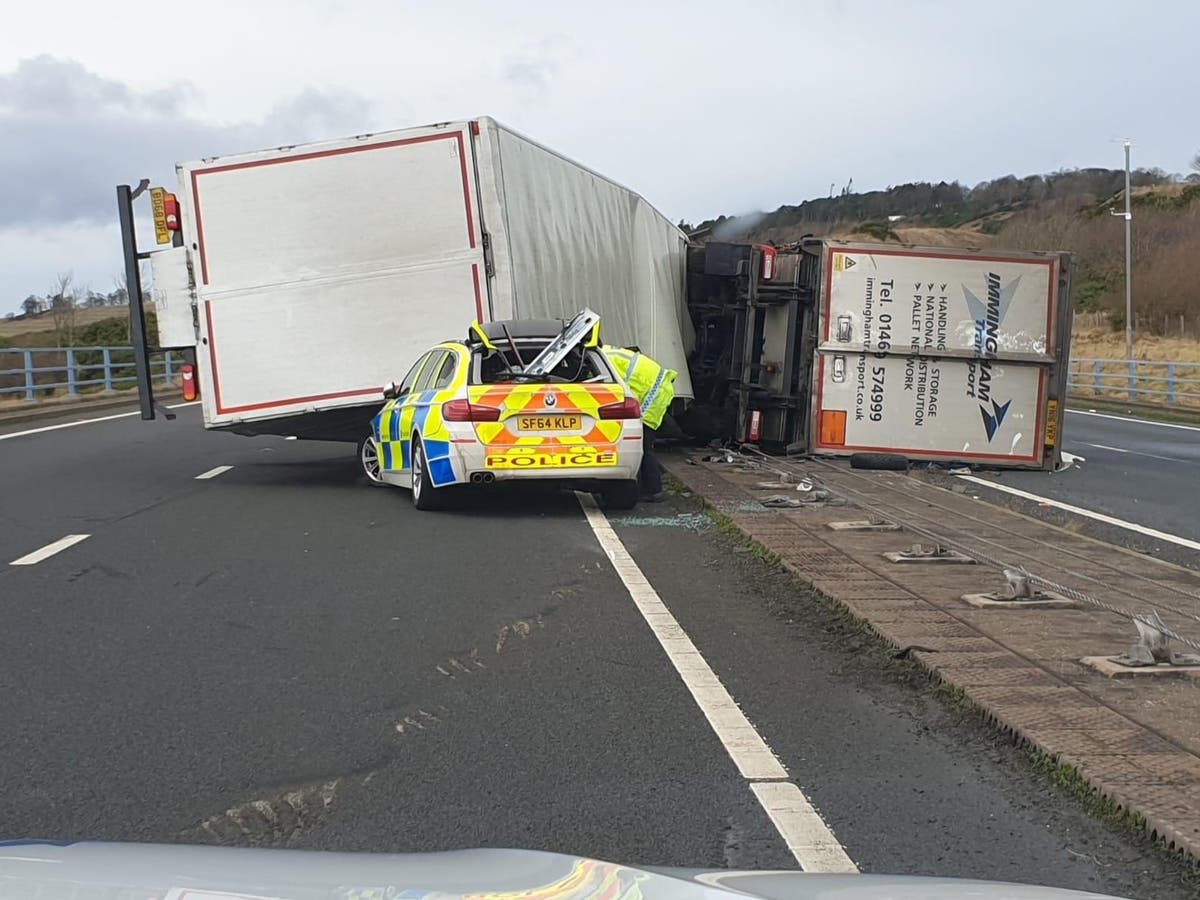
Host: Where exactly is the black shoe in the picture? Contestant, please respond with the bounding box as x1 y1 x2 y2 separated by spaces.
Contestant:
641 491 667 503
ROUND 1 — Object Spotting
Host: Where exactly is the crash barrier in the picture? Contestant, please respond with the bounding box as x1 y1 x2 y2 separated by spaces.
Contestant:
0 346 186 404
1067 357 1200 408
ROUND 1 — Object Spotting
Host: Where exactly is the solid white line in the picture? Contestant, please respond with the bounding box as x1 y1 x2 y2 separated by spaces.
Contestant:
956 475 1200 552
1077 441 1188 463
751 782 859 874
1068 409 1200 433
10 534 91 566
0 400 201 442
576 493 857 873
194 465 233 480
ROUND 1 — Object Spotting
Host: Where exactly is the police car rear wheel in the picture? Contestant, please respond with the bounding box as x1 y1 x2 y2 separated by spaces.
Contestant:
410 438 445 511
359 435 384 486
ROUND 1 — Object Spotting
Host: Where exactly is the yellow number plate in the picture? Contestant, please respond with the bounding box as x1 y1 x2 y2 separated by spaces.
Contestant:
516 414 581 431
486 449 617 470
1045 399 1059 446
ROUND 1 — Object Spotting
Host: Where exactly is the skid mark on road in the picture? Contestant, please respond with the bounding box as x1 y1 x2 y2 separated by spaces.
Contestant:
435 648 487 676
495 616 545 653
191 778 340 843
394 708 445 735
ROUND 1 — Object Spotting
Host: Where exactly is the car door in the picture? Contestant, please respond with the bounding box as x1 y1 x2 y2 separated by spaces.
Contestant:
405 350 450 439
412 349 466 487
379 351 436 473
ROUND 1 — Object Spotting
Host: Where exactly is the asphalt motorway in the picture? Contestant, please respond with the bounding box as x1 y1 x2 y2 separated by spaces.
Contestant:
0 404 1193 900
945 409 1200 568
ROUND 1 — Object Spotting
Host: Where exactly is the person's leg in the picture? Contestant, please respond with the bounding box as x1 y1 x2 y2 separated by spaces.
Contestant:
639 426 663 498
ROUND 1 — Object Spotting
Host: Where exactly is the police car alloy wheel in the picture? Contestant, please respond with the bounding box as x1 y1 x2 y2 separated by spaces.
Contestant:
359 435 383 486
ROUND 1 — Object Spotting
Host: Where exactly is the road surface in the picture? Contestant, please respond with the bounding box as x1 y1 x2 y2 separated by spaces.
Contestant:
950 409 1200 568
0 404 1191 899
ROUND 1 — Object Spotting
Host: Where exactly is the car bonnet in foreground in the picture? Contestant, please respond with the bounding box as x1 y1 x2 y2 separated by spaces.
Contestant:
0 843 1127 900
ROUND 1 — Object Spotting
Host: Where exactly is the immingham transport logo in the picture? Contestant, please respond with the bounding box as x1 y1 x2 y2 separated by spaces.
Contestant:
962 272 1022 442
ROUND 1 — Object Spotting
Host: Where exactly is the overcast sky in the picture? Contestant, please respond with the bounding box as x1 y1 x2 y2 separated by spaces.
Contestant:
2 0 1197 312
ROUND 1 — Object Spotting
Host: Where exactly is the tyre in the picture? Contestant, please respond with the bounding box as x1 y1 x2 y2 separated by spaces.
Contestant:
601 480 640 511
359 435 385 486
849 452 909 471
410 436 446 511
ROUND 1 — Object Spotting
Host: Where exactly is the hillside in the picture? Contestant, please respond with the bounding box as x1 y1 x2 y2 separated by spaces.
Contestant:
0 305 137 341
690 169 1200 339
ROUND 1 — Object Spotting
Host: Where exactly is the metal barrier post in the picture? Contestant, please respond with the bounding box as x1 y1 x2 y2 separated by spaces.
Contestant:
1167 363 1176 406
102 348 113 392
164 351 174 383
1128 360 1137 400
66 349 77 396
1093 360 1102 395
24 350 35 402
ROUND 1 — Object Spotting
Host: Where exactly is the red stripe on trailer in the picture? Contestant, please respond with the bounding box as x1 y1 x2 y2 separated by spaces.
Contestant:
204 300 223 412
216 386 383 415
472 263 484 321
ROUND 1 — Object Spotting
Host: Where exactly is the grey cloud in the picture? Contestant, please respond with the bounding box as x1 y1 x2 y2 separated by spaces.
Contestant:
502 38 569 89
0 56 376 229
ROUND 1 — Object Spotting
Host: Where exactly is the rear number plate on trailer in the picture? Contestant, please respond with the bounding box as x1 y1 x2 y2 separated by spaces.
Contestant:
517 415 581 431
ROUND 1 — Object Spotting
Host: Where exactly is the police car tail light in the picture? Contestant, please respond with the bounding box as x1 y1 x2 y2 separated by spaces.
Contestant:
598 397 641 420
443 399 501 422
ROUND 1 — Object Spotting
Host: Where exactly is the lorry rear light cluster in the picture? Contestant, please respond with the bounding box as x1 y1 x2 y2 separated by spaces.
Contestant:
598 397 641 420
163 193 180 231
757 244 777 281
442 399 501 422
180 363 198 402
748 410 762 442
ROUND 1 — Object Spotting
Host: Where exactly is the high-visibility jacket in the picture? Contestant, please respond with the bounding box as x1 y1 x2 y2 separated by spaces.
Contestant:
601 345 676 430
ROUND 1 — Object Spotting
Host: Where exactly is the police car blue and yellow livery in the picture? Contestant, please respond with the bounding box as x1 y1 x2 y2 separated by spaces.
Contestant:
359 320 644 511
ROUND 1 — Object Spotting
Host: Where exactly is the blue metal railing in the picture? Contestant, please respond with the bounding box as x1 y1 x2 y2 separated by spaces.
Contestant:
0 346 184 404
1067 357 1200 408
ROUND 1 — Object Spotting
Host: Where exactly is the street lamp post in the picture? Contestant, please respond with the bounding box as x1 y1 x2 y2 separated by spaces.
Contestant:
1110 140 1133 360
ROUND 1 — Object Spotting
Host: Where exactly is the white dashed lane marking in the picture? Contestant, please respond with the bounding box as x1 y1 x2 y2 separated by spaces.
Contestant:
194 465 234 480
10 534 91 566
576 492 857 873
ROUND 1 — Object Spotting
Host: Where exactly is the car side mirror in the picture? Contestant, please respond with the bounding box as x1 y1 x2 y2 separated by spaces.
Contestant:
382 381 399 400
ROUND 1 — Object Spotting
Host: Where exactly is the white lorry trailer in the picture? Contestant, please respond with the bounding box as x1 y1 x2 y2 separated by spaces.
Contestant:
685 239 1072 470
132 117 693 441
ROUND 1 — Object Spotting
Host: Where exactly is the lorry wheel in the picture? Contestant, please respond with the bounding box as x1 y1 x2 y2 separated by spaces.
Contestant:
359 435 385 486
849 452 909 471
410 437 446 511
601 481 640 511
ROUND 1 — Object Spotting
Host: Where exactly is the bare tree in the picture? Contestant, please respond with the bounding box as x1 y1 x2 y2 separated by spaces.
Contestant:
1191 151 1200 176
48 271 77 347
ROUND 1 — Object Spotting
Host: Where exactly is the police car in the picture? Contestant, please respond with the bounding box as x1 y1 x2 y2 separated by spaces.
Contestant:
358 312 644 510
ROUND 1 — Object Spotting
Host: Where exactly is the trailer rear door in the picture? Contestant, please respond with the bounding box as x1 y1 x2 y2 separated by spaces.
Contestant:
179 123 487 427
811 242 1068 469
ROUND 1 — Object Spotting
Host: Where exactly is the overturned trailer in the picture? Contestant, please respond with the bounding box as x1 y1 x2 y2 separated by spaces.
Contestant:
684 239 1073 470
